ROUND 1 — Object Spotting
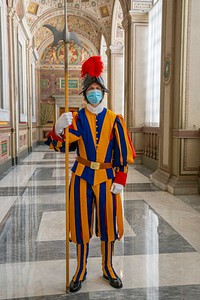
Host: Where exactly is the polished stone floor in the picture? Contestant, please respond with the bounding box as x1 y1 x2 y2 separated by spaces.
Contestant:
0 145 200 299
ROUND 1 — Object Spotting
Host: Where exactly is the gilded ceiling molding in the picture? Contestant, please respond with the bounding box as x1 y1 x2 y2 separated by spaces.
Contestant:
29 8 64 34
28 7 108 45
75 8 108 44
131 1 152 12
34 14 101 51
37 35 53 61
28 8 107 52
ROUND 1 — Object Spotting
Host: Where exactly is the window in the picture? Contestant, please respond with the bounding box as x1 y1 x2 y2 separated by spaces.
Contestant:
31 63 36 122
146 0 162 126
17 28 27 122
18 41 24 114
0 16 3 109
0 2 9 121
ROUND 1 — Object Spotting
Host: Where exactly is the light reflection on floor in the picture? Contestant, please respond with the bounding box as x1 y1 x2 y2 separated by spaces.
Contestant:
0 145 200 299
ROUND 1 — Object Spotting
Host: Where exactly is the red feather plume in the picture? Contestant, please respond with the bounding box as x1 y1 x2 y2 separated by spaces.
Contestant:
81 56 103 78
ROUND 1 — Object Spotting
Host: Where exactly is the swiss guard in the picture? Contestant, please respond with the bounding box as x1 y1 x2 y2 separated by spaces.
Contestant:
45 56 136 292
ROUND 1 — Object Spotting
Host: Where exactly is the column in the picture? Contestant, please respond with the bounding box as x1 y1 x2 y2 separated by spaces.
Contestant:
7 8 17 165
151 0 200 194
105 47 112 110
27 43 32 153
109 45 123 115
122 10 149 162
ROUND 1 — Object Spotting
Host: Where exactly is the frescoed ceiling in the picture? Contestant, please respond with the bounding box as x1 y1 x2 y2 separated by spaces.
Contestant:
34 14 101 54
20 0 116 54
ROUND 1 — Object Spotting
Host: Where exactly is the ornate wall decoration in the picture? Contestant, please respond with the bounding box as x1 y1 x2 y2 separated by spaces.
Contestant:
0 134 11 163
132 1 152 12
164 57 171 84
41 41 93 66
99 5 110 18
35 15 101 52
40 69 82 97
41 78 50 89
28 2 39 15
111 0 124 46
16 0 25 19
25 0 115 46
1 141 7 156
19 132 28 149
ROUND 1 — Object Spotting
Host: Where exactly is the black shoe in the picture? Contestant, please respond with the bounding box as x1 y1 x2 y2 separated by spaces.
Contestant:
69 276 86 293
103 274 123 289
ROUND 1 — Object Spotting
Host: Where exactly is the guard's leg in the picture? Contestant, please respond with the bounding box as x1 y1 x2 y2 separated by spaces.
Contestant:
69 174 95 292
93 179 124 242
69 173 94 244
101 241 123 289
70 243 89 293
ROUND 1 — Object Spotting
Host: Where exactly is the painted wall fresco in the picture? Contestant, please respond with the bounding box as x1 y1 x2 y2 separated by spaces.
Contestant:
0 134 11 163
40 40 94 113
40 69 82 98
41 41 93 66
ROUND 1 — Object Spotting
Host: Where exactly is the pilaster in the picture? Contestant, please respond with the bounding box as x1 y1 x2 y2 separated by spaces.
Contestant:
7 8 17 164
105 47 112 110
122 9 149 161
109 45 124 115
27 42 32 152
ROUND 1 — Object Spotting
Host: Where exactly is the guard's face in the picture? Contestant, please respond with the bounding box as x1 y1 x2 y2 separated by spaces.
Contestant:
86 83 103 107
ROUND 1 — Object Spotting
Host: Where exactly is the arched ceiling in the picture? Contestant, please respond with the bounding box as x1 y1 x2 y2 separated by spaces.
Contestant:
17 0 116 53
34 14 102 53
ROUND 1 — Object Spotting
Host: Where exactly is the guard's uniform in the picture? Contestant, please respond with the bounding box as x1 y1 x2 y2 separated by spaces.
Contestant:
46 55 136 290
46 106 136 244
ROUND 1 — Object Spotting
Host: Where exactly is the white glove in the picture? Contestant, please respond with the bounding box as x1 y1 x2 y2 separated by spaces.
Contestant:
55 112 73 137
110 183 123 194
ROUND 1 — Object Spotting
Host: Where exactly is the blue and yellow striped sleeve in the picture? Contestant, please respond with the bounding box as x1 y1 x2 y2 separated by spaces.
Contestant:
113 114 136 185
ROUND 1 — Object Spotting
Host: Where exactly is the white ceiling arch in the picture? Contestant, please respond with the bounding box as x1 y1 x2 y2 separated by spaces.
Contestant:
22 0 115 50
28 8 112 57
12 0 119 61
34 13 102 53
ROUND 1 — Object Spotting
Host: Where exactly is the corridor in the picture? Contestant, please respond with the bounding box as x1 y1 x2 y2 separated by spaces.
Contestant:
0 145 200 299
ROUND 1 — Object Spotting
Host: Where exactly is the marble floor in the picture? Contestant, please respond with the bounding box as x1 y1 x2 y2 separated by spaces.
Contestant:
0 146 200 300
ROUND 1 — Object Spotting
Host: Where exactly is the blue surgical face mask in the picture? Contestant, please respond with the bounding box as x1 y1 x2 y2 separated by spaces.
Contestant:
86 90 103 105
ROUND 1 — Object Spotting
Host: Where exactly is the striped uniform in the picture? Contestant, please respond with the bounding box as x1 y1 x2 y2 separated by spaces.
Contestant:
46 107 135 245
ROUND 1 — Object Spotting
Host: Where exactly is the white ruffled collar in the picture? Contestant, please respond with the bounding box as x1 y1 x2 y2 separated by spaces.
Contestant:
86 103 104 114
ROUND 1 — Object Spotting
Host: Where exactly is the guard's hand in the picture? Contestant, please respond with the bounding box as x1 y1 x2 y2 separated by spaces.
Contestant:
110 183 123 194
55 112 73 137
